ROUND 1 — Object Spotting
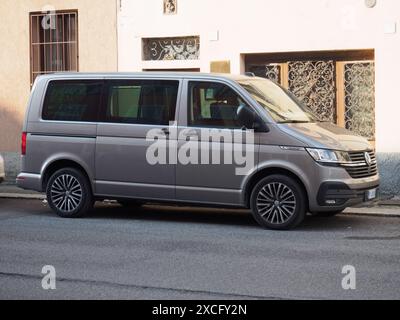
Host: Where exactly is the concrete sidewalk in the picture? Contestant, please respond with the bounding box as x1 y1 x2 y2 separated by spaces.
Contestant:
1 182 400 217
0 183 44 200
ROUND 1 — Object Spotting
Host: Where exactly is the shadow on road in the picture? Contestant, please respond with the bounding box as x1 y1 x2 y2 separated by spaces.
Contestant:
0 198 372 231
87 201 368 231
90 202 258 227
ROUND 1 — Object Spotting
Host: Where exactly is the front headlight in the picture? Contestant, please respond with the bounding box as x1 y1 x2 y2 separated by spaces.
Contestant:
306 148 351 164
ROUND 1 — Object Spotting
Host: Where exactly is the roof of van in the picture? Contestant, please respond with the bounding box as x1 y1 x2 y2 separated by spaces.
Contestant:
35 72 256 82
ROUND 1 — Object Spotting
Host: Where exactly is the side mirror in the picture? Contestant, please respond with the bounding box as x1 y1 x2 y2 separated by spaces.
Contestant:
253 118 269 133
237 105 269 132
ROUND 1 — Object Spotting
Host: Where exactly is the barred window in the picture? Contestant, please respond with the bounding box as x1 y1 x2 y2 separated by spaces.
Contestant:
30 11 78 85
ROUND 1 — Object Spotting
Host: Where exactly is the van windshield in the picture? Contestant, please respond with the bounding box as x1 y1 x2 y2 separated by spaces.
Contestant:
238 78 317 123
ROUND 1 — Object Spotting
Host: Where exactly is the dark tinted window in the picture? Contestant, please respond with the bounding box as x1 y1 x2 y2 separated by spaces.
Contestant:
42 80 102 122
188 81 250 128
105 80 179 125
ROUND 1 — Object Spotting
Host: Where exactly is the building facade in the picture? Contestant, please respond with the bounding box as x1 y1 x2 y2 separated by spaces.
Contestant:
0 0 118 177
117 0 400 196
0 0 399 196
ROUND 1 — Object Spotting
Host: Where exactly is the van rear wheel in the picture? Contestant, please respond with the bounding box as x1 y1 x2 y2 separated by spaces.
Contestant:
46 168 93 218
250 175 306 230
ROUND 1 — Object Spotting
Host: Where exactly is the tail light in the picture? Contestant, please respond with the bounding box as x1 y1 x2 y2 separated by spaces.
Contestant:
21 132 27 155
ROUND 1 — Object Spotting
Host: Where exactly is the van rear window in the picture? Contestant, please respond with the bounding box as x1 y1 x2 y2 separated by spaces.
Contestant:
42 80 103 122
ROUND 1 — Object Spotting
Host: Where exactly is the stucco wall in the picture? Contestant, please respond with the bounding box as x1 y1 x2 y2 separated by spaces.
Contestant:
0 0 118 153
118 0 400 195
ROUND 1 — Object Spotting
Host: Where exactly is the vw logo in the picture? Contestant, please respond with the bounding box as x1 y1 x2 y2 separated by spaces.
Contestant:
364 152 372 166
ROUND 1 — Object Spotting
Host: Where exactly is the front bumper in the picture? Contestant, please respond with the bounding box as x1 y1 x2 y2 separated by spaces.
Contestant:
305 155 381 212
317 181 379 207
312 174 380 213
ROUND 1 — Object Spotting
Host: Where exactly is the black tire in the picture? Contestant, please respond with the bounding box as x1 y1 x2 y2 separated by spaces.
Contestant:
250 174 307 230
118 199 144 207
46 167 93 218
315 210 344 217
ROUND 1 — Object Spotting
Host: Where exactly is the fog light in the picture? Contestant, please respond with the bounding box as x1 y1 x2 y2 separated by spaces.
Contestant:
325 200 336 205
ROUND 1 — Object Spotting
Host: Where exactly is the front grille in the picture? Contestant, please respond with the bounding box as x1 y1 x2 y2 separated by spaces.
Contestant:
344 150 378 179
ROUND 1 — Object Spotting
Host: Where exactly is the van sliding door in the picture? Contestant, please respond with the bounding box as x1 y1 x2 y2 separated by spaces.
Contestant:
95 79 180 200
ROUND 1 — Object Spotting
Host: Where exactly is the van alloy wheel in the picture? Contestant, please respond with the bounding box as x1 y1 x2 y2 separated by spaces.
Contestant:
50 174 83 212
46 168 93 218
250 174 306 230
256 182 296 225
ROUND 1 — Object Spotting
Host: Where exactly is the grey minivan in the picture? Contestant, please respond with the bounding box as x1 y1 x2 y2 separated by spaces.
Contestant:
17 73 379 230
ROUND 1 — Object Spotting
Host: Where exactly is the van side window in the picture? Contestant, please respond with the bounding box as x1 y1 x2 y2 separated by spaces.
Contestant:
188 81 250 128
105 80 179 125
42 81 103 122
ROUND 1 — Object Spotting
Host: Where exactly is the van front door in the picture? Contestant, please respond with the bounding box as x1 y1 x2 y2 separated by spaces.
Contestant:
176 80 259 206
95 79 180 200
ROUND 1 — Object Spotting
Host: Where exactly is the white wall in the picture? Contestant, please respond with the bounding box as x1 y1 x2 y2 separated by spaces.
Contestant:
118 0 400 153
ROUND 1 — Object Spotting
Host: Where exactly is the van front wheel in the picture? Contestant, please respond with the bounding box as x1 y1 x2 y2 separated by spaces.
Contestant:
46 168 93 218
250 175 306 230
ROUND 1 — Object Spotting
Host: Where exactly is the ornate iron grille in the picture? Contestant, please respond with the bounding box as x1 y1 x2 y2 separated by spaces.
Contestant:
248 64 281 83
288 60 336 122
344 62 375 140
142 36 200 61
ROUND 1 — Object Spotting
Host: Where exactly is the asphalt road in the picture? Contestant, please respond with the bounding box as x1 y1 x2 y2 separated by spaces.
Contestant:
0 198 399 300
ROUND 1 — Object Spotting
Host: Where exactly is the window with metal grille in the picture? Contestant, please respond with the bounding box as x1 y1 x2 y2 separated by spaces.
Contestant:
30 11 78 85
142 36 200 61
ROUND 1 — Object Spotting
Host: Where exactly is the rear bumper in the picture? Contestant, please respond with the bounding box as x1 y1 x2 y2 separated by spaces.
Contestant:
16 173 42 192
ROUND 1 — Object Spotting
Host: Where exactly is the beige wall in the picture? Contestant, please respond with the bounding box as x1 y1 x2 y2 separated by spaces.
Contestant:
0 0 118 152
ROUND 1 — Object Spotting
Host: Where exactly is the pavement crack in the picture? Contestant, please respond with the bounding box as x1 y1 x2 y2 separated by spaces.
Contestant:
345 235 400 241
0 271 291 300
